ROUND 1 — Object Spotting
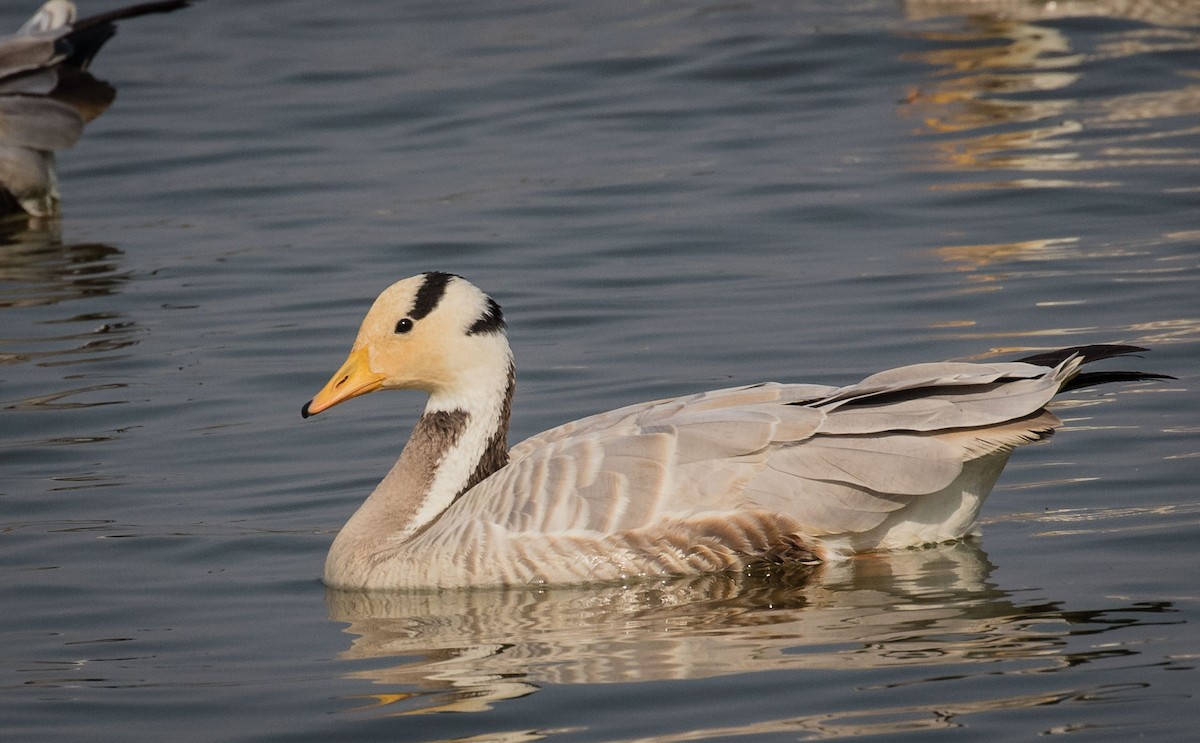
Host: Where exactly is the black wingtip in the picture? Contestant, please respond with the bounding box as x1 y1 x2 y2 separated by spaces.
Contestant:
75 0 192 30
1014 344 1150 367
1012 344 1173 392
301 400 313 419
1061 370 1175 392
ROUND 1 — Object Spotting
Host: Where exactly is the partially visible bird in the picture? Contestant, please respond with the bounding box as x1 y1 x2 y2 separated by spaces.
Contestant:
0 0 189 217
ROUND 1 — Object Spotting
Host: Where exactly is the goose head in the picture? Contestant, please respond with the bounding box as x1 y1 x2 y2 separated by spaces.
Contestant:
302 272 509 418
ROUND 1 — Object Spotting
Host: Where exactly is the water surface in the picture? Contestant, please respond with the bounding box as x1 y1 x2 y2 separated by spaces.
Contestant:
1 1 1197 741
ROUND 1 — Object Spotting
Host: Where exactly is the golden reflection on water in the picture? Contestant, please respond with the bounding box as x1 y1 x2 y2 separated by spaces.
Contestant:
941 319 1200 351
904 1 1200 28
926 229 1200 350
898 3 1200 185
326 544 1177 727
989 502 1200 541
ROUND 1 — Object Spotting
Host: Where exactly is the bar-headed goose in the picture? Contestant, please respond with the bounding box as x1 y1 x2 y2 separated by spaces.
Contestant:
303 272 1167 590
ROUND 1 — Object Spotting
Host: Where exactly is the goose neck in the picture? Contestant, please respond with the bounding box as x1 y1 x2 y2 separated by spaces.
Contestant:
389 361 514 537
325 359 515 587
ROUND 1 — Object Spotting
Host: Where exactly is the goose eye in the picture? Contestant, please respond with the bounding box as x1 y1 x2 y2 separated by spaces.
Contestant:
394 318 414 334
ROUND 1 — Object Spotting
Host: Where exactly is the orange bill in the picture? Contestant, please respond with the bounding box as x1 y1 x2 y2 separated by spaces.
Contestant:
302 346 385 418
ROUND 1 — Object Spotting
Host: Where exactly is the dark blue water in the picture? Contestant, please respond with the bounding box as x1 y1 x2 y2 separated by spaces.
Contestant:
2 1 1197 740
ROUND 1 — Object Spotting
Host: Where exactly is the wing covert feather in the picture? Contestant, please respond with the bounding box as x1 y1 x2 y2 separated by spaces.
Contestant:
816 359 1078 410
817 377 1064 435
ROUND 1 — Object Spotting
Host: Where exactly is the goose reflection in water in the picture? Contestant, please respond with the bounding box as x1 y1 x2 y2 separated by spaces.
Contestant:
0 0 189 219
0 223 138 414
325 544 1176 722
0 223 128 307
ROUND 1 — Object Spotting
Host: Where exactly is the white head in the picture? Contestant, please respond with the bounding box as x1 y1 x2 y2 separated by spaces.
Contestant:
303 273 511 417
